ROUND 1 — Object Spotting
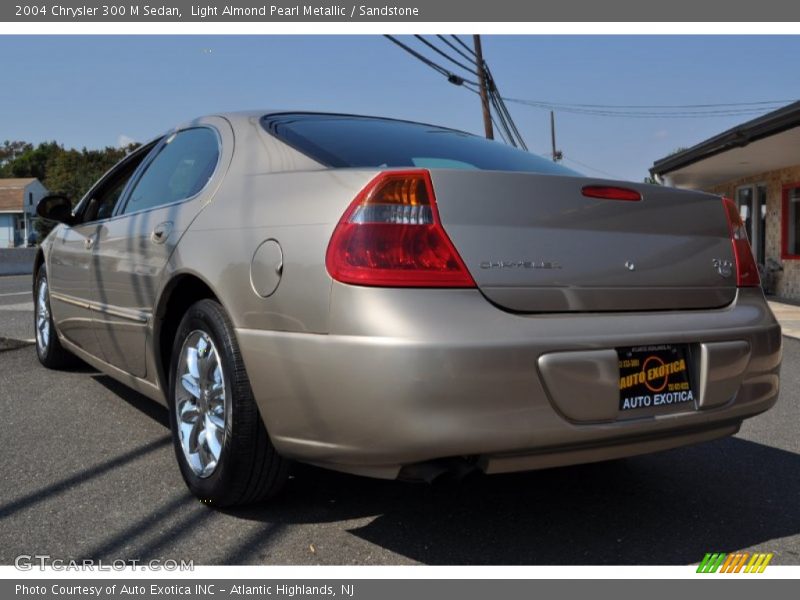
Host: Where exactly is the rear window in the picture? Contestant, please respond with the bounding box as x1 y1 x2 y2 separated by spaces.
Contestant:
261 113 579 176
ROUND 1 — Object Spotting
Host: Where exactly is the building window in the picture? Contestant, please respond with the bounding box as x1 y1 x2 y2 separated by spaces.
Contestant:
29 192 33 206
783 184 800 259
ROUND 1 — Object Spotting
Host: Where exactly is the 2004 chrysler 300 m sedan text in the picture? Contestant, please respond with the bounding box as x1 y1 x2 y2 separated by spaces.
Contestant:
32 112 782 506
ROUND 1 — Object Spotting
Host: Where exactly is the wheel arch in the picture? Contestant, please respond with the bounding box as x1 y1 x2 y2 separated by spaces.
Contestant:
32 248 45 287
153 271 222 394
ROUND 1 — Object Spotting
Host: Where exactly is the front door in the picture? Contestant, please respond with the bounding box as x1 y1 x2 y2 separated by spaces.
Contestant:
47 222 102 354
48 142 156 359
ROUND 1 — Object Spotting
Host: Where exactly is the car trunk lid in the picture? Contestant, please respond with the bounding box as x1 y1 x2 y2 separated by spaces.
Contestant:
429 170 738 313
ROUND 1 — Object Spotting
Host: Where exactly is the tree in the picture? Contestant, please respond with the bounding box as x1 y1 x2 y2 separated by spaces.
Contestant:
44 146 128 202
3 141 62 181
1 140 139 204
0 139 141 243
0 140 33 171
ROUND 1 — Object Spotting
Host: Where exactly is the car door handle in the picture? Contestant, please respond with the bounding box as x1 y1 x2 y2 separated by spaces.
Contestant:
151 222 173 244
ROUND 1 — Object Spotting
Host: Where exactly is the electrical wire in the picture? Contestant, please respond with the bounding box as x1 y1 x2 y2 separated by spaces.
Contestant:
487 84 519 148
489 112 510 145
383 35 479 87
436 35 479 66
484 67 528 150
490 89 519 148
504 97 792 118
385 35 527 149
451 35 478 58
461 83 510 144
505 98 794 110
414 35 478 75
384 34 451 78
562 156 623 179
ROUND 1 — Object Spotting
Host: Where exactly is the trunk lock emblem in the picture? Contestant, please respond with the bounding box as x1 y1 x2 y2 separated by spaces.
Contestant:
713 258 734 278
625 261 636 271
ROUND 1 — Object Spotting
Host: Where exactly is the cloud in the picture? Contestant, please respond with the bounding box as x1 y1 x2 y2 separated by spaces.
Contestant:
117 134 137 148
654 130 669 139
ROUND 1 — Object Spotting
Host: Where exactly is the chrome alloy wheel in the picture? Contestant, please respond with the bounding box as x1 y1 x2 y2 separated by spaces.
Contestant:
36 278 50 352
175 330 227 478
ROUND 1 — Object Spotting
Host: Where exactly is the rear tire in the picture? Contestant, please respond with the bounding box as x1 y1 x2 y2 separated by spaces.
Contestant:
34 267 76 369
168 299 289 507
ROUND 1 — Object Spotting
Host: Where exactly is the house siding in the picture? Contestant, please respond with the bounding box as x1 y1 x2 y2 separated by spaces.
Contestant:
0 178 49 247
0 214 16 248
708 164 800 300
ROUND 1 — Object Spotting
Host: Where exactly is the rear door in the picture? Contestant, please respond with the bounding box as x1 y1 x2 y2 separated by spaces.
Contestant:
90 118 230 378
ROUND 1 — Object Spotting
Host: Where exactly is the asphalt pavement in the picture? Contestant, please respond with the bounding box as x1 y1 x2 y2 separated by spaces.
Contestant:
0 274 35 345
0 273 798 565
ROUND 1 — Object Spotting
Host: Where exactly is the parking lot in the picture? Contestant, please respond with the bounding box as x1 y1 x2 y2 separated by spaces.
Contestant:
1 272 799 566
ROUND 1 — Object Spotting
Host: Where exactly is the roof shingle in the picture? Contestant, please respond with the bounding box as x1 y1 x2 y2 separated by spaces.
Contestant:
0 178 37 212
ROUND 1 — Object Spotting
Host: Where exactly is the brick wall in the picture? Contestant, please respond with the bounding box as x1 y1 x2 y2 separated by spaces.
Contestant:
709 165 800 300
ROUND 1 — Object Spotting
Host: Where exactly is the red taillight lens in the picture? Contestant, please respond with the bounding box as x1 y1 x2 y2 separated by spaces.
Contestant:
581 185 642 202
326 170 475 288
722 197 760 288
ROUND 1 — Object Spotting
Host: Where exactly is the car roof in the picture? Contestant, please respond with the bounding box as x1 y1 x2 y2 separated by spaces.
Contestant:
184 110 472 137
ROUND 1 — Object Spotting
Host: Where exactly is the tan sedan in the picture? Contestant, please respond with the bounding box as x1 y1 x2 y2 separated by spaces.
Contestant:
33 112 782 506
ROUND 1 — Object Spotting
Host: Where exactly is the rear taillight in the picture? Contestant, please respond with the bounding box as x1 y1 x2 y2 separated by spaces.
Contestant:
326 170 475 287
722 197 760 288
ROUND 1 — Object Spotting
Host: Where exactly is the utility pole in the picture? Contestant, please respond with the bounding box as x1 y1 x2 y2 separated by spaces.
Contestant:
473 35 494 140
550 111 562 162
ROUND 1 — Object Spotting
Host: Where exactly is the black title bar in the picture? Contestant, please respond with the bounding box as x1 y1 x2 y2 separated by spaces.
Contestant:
5 1 800 22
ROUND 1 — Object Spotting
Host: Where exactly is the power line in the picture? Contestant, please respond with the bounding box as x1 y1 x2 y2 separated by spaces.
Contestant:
561 156 623 180
436 35 479 66
509 106 781 119
414 35 477 75
484 67 528 150
503 97 794 118
493 118 511 144
385 35 527 149
384 35 479 87
488 90 517 147
505 98 795 110
384 34 450 77
464 82 511 144
489 90 518 147
451 35 477 58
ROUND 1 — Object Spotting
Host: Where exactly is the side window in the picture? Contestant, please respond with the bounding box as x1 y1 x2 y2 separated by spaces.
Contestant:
121 128 219 215
80 142 158 223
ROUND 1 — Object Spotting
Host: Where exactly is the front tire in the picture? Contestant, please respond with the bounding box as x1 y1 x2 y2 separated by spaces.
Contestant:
34 267 75 369
168 299 288 506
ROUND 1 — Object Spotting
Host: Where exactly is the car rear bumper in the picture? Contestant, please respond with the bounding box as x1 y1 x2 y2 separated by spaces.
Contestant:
236 286 781 479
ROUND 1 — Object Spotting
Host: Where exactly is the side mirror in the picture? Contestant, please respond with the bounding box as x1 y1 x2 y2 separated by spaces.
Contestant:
36 195 75 225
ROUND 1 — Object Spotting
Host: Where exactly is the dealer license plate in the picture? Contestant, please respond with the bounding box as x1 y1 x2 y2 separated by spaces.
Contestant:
618 344 697 412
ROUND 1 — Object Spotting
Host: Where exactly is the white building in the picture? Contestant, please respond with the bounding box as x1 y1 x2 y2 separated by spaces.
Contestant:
650 101 800 300
0 178 49 247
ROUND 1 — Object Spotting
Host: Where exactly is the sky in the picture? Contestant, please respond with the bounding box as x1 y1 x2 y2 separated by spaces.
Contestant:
1 35 799 182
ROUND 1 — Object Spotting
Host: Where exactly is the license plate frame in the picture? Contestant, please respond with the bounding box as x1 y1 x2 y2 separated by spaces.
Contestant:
617 344 697 413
